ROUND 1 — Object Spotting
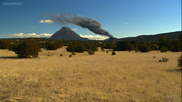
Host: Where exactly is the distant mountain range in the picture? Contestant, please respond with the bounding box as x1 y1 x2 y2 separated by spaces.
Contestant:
50 27 181 42
50 27 182 42
50 27 89 41
1 28 180 42
118 31 181 42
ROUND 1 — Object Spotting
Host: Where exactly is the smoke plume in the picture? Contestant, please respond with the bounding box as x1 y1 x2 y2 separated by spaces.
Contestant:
48 14 113 37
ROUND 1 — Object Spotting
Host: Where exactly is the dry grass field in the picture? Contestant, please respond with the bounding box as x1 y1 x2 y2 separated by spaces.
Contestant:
0 46 181 102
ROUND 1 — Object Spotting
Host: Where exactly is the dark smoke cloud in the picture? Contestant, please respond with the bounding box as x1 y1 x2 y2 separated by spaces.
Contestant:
48 14 113 37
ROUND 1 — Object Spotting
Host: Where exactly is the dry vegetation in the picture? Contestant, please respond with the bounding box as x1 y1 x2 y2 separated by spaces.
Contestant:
0 46 181 102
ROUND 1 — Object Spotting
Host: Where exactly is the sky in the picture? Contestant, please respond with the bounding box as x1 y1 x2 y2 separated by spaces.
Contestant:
0 0 181 40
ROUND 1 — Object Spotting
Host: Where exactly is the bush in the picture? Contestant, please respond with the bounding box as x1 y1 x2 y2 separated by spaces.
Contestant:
101 47 105 52
104 42 115 49
88 49 95 55
72 52 76 55
171 40 181 52
9 42 20 51
115 41 134 51
74 43 85 52
85 43 98 51
160 46 168 52
66 43 85 53
178 55 182 68
138 42 151 52
112 51 116 55
69 54 72 58
66 43 74 52
55 42 62 48
13 40 39 58
158 36 170 50
45 42 58 50
130 40 138 50
0 40 11 49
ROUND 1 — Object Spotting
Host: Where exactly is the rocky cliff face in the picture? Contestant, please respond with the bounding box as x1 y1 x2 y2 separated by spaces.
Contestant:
50 27 89 41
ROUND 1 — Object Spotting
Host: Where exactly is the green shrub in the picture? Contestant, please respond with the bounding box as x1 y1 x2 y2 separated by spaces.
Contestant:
72 52 76 55
66 43 74 52
138 42 151 52
178 55 182 68
158 36 170 50
88 49 95 55
45 42 58 50
74 43 85 52
13 40 39 58
66 43 85 53
55 42 62 48
115 41 134 51
130 40 138 50
160 46 168 52
0 40 11 49
101 47 105 52
112 51 116 55
85 43 98 51
104 42 115 49
9 42 20 51
171 40 181 52
69 54 72 58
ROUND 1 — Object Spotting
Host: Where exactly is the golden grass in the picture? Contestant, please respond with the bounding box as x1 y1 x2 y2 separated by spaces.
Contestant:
0 47 181 102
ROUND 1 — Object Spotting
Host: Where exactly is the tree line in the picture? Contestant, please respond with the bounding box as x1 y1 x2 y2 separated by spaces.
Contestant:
0 35 181 58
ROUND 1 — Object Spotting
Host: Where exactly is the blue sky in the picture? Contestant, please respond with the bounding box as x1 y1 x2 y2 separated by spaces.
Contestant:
0 0 181 40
